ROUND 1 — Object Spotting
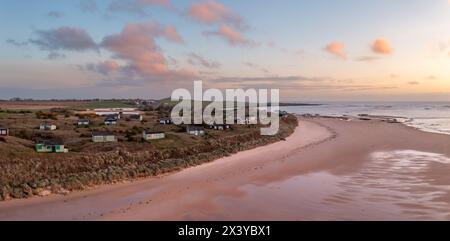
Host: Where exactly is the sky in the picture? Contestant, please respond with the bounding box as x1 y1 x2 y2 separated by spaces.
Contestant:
1 0 450 101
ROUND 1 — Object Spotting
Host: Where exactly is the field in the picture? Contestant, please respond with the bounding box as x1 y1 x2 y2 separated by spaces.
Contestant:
0 100 134 111
0 104 298 200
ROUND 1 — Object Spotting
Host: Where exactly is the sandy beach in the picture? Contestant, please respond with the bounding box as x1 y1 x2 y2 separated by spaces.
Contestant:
1 118 450 221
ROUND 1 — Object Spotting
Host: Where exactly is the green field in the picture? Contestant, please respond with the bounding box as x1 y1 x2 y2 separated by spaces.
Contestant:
74 101 135 109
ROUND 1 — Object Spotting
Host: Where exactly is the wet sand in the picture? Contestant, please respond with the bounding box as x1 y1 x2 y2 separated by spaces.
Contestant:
1 118 450 221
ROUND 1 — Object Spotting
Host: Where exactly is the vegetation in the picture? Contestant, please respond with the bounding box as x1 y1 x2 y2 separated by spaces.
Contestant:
35 111 58 120
0 109 32 114
74 101 134 109
0 110 298 200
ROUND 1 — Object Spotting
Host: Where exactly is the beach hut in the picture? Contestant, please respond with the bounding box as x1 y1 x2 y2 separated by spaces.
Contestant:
92 131 117 143
159 117 172 125
186 126 205 136
35 138 68 153
39 123 57 131
128 114 143 122
77 119 90 126
0 127 9 136
142 131 165 141
207 124 231 130
107 114 121 120
104 117 118 125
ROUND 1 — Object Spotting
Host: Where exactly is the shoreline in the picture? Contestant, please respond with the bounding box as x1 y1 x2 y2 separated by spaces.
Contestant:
1 118 450 220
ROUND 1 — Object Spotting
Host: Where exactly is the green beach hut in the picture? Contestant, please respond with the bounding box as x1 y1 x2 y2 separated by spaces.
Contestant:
35 138 68 153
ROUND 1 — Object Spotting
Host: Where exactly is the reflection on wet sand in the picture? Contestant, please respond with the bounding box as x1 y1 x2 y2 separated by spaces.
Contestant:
217 150 450 220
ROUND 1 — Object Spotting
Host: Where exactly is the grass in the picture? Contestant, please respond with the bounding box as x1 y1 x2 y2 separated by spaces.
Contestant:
74 101 135 109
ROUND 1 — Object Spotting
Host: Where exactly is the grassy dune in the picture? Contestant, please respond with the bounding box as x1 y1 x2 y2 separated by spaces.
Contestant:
0 112 298 200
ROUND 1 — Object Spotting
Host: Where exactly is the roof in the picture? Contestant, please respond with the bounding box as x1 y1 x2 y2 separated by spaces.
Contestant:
160 117 171 120
143 130 165 134
92 131 115 136
35 138 64 145
0 127 8 130
106 114 119 119
78 119 90 122
187 125 204 131
104 117 117 122
129 114 141 119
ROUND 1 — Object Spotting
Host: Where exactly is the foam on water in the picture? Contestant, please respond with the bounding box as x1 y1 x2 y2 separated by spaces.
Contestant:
282 102 450 135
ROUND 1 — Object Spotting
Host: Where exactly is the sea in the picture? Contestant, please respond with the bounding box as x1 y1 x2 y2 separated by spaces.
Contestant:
281 102 450 135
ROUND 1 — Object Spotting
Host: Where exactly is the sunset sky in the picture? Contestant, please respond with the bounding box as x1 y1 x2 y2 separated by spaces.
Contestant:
1 0 450 101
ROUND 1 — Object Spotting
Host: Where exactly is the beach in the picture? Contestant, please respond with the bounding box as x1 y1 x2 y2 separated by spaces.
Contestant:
1 118 450 221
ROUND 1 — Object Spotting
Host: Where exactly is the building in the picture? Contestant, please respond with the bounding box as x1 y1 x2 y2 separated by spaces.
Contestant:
159 118 171 125
207 124 231 130
93 108 137 117
107 114 121 120
142 131 165 141
0 127 9 136
186 126 205 136
77 119 90 126
128 114 143 122
92 131 117 143
236 116 257 125
104 117 118 125
39 123 57 131
35 138 68 153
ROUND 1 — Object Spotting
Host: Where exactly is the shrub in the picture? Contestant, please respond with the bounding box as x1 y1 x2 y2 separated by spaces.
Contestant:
14 129 34 140
35 111 58 120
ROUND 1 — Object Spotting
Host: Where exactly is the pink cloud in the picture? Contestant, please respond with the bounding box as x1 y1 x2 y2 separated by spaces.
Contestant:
101 22 183 77
325 42 346 59
203 24 255 47
188 0 242 28
102 60 120 71
122 21 183 43
371 38 393 54
188 53 221 69
86 60 120 75
163 25 184 43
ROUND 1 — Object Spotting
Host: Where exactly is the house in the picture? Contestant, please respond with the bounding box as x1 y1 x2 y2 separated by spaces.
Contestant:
142 131 165 141
104 117 118 125
35 138 68 153
39 123 57 131
237 116 257 125
107 114 121 120
128 114 143 122
0 127 9 136
93 108 137 117
207 124 231 130
92 131 116 143
186 126 205 136
77 119 90 126
159 118 171 125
